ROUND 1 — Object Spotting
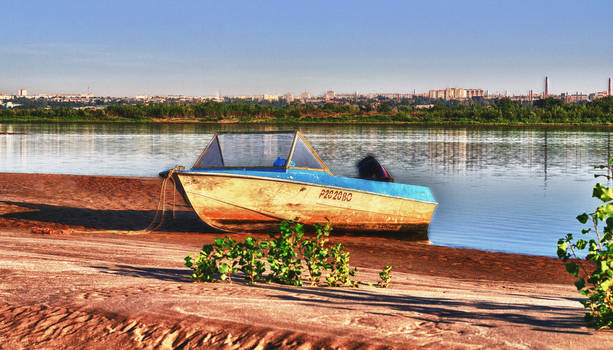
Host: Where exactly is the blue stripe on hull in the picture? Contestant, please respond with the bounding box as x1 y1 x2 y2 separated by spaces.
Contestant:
182 168 437 204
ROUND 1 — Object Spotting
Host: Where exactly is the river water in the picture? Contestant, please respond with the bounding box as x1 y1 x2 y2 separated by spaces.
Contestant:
1 123 611 257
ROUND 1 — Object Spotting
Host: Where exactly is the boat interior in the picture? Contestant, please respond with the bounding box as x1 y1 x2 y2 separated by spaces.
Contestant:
190 131 393 182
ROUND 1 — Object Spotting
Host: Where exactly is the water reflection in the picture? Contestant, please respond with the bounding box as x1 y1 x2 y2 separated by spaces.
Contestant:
1 123 610 257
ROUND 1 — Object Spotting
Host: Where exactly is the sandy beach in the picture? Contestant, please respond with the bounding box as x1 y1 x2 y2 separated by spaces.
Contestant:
0 172 611 349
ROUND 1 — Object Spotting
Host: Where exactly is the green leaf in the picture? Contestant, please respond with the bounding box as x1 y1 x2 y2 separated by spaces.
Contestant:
589 240 599 253
600 278 613 291
574 278 586 290
218 263 229 274
596 203 613 220
226 236 235 245
557 240 569 259
590 273 601 282
593 183 613 202
576 239 587 250
214 238 224 246
577 213 589 224
600 260 610 273
565 262 579 277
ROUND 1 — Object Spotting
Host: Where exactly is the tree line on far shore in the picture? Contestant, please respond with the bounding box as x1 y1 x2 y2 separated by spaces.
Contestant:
1 96 613 124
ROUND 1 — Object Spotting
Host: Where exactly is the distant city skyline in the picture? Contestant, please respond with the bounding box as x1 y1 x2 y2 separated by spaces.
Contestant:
1 0 612 97
4 76 611 100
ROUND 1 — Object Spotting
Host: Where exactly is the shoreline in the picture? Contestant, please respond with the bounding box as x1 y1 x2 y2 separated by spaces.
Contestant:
2 118 613 128
0 171 562 262
1 172 609 348
0 172 577 284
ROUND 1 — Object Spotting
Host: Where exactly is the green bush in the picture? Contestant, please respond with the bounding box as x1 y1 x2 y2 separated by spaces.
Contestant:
377 265 393 288
184 220 391 288
558 158 613 329
300 221 331 286
266 220 304 286
325 243 358 287
184 244 217 282
237 236 268 284
211 236 239 282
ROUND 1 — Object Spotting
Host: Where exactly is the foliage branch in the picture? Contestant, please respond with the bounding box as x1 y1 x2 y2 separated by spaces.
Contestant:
558 157 613 329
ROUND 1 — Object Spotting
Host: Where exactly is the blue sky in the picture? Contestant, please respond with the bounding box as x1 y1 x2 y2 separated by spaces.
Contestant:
1 0 612 96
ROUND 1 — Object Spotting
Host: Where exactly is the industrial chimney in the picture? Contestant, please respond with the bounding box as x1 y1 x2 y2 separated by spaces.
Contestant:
545 76 549 97
609 78 611 96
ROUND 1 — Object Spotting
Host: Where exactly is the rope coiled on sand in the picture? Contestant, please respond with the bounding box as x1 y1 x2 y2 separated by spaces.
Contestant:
64 166 183 236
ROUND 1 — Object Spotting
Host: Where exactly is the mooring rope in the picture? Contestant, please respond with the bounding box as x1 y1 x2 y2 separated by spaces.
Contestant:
44 166 183 236
142 166 181 233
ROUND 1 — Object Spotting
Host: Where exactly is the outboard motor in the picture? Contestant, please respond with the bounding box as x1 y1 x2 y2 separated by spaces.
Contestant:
357 155 394 182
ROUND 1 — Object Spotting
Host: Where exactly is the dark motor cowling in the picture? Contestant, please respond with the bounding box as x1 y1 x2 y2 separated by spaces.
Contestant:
357 155 394 182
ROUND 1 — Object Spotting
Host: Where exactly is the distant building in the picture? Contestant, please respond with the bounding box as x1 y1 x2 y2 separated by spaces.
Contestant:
589 91 609 101
465 89 484 99
325 90 335 100
262 94 279 102
428 88 483 100
282 93 294 103
436 88 463 99
561 92 589 103
17 89 27 97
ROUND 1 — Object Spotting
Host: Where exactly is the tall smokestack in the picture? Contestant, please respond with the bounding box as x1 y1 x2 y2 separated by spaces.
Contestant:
545 76 549 97
609 78 611 96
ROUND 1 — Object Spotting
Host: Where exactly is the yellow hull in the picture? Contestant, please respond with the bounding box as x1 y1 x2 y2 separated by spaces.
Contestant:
176 172 436 240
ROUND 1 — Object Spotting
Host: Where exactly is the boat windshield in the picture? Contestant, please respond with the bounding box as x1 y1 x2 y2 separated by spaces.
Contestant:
193 132 327 171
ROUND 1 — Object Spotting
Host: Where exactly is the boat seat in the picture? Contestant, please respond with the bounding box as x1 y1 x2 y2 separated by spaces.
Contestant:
273 157 295 167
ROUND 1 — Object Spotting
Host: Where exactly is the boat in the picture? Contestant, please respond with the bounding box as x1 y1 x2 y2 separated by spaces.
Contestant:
162 131 437 240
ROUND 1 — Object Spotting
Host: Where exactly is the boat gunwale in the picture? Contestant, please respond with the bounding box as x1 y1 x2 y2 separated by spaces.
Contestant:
176 170 439 205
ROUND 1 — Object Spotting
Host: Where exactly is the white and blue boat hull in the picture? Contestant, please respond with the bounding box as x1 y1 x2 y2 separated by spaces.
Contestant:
172 168 437 240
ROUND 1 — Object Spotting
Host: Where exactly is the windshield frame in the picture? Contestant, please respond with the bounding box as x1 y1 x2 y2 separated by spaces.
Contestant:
191 131 332 174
